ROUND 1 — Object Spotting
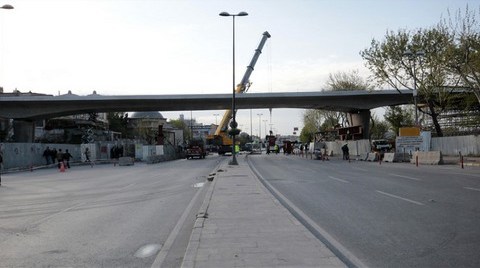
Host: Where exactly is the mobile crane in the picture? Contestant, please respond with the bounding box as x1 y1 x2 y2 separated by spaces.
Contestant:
207 31 271 154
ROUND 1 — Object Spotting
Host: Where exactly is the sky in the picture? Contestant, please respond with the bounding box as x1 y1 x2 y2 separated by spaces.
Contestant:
0 0 477 136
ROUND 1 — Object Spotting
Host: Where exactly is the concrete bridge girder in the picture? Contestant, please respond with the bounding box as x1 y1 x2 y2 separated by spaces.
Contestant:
2 90 413 142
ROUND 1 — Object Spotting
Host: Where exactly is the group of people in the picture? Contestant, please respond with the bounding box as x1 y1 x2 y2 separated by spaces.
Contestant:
42 146 73 169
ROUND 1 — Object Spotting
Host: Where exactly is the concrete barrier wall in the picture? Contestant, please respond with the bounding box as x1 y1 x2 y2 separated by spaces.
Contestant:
366 153 378 162
0 143 82 170
383 153 395 162
431 135 480 156
411 151 443 165
325 140 371 156
0 142 180 171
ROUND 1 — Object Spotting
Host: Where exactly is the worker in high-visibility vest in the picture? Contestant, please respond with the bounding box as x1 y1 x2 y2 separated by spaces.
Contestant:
235 145 240 154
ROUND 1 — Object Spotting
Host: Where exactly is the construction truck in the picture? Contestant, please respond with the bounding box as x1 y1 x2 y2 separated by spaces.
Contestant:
265 131 278 154
186 138 206 159
207 31 271 155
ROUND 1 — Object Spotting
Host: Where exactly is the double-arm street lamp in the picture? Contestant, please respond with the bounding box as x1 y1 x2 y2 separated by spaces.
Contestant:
219 11 248 165
403 49 425 126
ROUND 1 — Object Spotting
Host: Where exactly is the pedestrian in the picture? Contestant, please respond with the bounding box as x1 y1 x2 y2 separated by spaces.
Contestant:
84 147 91 162
56 149 64 169
342 143 349 160
111 145 119 166
51 148 57 164
43 146 52 165
0 150 3 186
63 149 72 168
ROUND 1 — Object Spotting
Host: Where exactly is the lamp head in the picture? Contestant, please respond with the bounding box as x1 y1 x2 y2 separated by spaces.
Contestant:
1 4 14 9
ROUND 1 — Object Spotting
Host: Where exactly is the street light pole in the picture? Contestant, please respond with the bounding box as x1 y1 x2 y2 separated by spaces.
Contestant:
257 113 263 141
403 49 425 126
220 11 248 165
213 113 219 125
263 119 268 137
0 4 13 93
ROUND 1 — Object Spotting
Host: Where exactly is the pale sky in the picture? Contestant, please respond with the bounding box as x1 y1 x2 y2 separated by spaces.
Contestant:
0 0 477 136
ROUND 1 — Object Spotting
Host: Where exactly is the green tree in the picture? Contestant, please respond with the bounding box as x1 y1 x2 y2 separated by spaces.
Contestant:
384 106 414 136
442 6 480 104
369 114 390 140
238 132 251 147
169 119 191 143
360 26 460 136
326 70 373 91
107 112 129 137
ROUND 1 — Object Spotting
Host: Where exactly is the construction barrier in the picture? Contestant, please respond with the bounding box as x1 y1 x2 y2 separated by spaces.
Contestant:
383 153 395 162
119 157 135 166
359 153 369 161
410 151 443 165
366 153 378 162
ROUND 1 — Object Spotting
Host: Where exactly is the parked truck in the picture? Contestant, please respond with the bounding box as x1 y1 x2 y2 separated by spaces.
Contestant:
186 138 206 159
265 131 278 154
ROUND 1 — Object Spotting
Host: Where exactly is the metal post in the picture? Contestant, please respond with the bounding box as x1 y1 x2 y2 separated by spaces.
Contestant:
220 11 248 165
230 15 238 165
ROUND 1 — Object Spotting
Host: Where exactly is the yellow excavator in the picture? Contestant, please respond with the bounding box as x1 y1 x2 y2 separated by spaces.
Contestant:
207 31 271 155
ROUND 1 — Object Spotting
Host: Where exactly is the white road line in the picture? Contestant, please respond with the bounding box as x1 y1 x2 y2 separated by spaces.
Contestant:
450 173 480 178
150 179 205 268
118 183 136 191
351 167 367 172
31 202 86 226
328 176 349 183
376 190 425 206
389 173 421 181
464 187 480 192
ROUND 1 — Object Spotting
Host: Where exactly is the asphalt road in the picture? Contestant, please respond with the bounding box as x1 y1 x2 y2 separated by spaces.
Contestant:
248 153 480 268
0 156 222 267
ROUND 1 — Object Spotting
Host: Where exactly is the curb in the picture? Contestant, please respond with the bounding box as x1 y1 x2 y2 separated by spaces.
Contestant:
180 160 225 268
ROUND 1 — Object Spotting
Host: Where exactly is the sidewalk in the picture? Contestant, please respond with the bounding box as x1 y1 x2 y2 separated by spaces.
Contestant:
181 156 345 268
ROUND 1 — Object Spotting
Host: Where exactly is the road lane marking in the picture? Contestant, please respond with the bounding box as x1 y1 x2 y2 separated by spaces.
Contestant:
375 190 424 206
328 176 349 183
450 173 480 178
351 167 367 172
464 187 480 192
118 183 136 191
389 173 421 181
151 176 206 268
31 202 86 226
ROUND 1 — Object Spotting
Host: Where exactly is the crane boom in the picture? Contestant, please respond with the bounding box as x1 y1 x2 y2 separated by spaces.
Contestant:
215 31 271 136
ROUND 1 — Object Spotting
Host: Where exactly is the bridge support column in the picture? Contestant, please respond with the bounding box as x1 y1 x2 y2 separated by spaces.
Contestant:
13 120 35 142
348 110 371 139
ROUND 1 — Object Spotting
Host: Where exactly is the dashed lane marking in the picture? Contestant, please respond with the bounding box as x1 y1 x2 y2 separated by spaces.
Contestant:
328 176 349 183
376 190 424 206
389 173 421 181
464 187 480 192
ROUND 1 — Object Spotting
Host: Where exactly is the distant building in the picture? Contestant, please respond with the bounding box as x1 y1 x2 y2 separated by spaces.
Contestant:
128 111 167 144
